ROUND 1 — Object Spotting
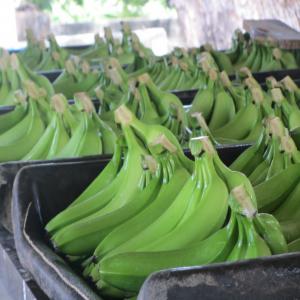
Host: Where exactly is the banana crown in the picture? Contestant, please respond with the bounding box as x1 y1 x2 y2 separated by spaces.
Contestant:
74 92 95 114
229 185 257 218
51 94 68 114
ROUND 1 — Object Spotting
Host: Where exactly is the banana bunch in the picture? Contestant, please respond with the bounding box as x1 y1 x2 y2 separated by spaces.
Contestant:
47 127 152 253
103 26 135 67
188 69 265 145
269 79 300 147
0 89 28 135
230 115 300 248
136 73 189 144
0 83 45 161
200 44 234 75
193 31 298 73
45 108 287 298
98 59 189 144
224 29 246 64
0 79 115 162
124 32 156 73
280 76 300 108
92 137 286 298
0 53 54 105
32 34 69 72
56 92 116 158
94 58 137 119
225 31 298 72
17 29 44 70
79 33 109 62
53 58 104 99
146 56 206 91
46 104 193 244
231 117 299 184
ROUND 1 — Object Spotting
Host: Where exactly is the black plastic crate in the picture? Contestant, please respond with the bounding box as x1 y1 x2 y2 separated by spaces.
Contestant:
0 155 111 233
12 146 248 300
138 252 300 300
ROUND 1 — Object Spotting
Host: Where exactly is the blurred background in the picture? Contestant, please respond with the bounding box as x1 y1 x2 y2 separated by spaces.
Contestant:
1 0 300 54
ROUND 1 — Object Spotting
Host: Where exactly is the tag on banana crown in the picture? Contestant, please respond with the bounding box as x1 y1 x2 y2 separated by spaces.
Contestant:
230 185 257 218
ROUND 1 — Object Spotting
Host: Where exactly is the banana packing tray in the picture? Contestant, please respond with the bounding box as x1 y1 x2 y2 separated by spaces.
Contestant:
138 251 300 300
0 154 112 233
12 145 248 300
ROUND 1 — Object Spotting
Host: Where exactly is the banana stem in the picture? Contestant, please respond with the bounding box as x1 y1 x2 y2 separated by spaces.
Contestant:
149 134 177 153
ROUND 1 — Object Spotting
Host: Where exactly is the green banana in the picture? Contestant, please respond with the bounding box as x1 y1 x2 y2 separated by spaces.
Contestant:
53 59 100 99
254 164 300 211
98 212 237 295
141 152 229 252
93 166 190 260
212 102 259 140
0 92 28 134
253 213 287 254
242 217 271 259
57 93 102 158
273 181 300 221
50 126 147 255
188 70 215 121
208 89 235 130
0 98 45 162
227 215 247 261
280 218 300 243
288 238 300 252
114 104 193 172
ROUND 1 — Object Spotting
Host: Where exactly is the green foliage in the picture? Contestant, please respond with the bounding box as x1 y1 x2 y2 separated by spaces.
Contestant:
27 0 52 10
26 0 84 11
25 0 170 20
